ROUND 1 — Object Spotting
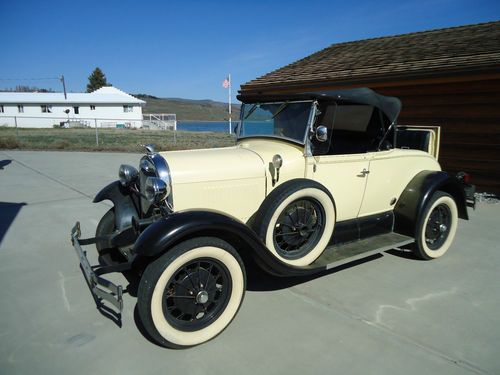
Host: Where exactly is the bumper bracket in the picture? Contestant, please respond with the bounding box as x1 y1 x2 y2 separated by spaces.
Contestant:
70 222 124 312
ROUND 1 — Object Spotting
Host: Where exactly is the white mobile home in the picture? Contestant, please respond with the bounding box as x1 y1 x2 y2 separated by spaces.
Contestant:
0 87 145 128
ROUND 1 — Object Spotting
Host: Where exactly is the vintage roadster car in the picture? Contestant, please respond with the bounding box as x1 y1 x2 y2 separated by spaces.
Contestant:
70 87 475 348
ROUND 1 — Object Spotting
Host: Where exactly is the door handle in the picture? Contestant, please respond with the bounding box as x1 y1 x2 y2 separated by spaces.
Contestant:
359 168 370 177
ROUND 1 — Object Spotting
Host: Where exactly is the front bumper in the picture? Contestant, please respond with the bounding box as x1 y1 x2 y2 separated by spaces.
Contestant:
70 222 125 312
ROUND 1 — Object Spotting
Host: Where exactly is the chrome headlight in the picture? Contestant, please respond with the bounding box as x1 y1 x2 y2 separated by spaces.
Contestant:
145 176 171 204
272 154 283 169
118 164 139 187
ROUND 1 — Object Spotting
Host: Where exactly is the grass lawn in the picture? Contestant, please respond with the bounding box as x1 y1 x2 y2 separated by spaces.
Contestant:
0 127 236 152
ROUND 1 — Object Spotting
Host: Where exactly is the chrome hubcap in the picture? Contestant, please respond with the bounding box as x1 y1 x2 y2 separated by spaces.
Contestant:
196 290 209 304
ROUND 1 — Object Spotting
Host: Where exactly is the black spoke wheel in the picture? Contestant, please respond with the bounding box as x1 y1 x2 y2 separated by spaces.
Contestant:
253 179 336 266
137 237 246 349
413 191 458 260
273 198 325 260
162 258 232 332
424 203 451 250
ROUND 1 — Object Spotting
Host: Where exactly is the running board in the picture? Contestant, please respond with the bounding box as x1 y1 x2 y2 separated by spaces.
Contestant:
311 232 414 270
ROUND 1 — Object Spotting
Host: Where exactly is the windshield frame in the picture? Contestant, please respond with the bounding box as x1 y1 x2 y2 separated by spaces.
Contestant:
236 100 316 145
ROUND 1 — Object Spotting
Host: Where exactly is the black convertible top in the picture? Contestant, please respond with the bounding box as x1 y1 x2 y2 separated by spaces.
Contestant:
237 87 401 124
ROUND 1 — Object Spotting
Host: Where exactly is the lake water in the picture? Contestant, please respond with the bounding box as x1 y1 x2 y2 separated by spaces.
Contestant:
177 121 238 133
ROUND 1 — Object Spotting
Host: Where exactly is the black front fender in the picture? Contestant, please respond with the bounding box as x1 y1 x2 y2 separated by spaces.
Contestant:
394 170 468 237
133 210 322 277
93 181 140 230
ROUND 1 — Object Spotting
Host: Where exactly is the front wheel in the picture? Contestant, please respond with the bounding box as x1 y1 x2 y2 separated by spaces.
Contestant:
255 180 336 266
413 191 458 260
137 237 246 348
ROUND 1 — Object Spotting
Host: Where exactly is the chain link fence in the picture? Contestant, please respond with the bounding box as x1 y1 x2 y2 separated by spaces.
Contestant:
0 115 178 146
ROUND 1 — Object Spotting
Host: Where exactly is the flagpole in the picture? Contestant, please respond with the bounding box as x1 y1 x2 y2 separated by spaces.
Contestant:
228 73 232 134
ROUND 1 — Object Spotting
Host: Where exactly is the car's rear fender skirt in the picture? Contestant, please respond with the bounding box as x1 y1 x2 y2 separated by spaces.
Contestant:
394 170 468 237
132 210 322 277
93 181 140 231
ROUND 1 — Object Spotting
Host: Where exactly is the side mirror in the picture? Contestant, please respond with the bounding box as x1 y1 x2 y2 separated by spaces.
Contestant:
315 126 328 142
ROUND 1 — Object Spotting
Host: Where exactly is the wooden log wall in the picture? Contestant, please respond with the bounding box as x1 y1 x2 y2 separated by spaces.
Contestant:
375 77 500 194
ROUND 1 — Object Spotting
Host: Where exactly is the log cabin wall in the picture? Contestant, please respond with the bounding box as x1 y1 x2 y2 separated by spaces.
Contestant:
375 77 500 194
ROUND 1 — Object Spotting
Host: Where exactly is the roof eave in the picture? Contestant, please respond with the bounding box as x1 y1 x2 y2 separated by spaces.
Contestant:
240 65 500 94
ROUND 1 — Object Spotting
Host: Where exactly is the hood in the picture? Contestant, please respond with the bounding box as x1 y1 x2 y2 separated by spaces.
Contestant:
159 146 265 184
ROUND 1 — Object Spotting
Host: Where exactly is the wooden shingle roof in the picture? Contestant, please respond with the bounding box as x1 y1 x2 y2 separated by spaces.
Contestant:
241 21 500 92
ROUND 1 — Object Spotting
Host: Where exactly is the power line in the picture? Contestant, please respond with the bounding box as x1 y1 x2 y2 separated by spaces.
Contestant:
0 77 61 81
0 75 67 98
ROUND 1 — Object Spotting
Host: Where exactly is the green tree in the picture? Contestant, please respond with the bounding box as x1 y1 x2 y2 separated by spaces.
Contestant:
86 67 110 92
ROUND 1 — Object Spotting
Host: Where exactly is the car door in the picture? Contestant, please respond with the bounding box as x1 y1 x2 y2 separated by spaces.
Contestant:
306 153 370 222
306 103 376 222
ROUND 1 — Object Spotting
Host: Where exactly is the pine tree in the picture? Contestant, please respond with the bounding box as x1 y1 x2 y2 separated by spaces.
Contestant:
86 67 110 92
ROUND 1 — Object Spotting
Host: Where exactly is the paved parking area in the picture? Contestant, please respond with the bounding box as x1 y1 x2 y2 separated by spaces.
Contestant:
0 150 498 375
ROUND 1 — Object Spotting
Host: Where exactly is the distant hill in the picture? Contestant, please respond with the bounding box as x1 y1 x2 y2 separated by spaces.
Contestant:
135 94 241 121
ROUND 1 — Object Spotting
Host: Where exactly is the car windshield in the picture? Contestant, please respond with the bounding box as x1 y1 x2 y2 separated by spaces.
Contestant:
237 101 314 144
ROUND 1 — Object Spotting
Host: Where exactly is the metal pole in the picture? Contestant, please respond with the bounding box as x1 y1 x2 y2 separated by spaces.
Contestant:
228 73 232 134
94 118 99 146
14 116 19 138
61 75 67 100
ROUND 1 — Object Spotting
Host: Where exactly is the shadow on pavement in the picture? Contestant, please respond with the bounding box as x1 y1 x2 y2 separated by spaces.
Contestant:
246 253 384 292
0 159 12 170
0 201 26 245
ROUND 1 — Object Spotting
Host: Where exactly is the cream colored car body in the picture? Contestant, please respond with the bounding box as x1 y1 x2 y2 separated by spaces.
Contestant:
160 137 441 225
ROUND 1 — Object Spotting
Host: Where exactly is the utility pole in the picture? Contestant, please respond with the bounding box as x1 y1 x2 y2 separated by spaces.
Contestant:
61 75 67 99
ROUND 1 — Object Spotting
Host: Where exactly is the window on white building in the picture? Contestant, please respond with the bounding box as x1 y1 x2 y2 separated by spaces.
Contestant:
123 105 133 113
90 105 96 110
0 105 4 113
18 105 24 113
41 105 52 113
74 106 79 114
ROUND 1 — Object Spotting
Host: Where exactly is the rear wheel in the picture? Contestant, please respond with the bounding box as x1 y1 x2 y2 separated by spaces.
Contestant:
137 237 246 348
413 191 458 260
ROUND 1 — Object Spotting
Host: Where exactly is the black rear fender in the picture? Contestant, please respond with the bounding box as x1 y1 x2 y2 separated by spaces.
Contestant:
93 181 140 231
132 210 320 277
394 171 468 237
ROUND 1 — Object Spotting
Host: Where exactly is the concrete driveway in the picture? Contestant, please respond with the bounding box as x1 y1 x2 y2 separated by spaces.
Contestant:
0 150 498 375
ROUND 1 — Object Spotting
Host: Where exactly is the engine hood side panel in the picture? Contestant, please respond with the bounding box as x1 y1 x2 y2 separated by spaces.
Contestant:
157 140 306 223
160 146 264 184
160 147 266 222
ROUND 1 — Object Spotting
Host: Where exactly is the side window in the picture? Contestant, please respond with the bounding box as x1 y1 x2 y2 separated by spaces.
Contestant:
313 105 389 156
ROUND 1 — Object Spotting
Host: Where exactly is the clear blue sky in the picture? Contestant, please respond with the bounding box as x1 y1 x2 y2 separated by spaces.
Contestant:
1 0 499 103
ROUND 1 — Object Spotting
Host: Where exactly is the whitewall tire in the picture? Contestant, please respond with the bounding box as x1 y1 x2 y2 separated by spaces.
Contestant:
137 237 246 348
413 191 458 260
255 180 336 267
